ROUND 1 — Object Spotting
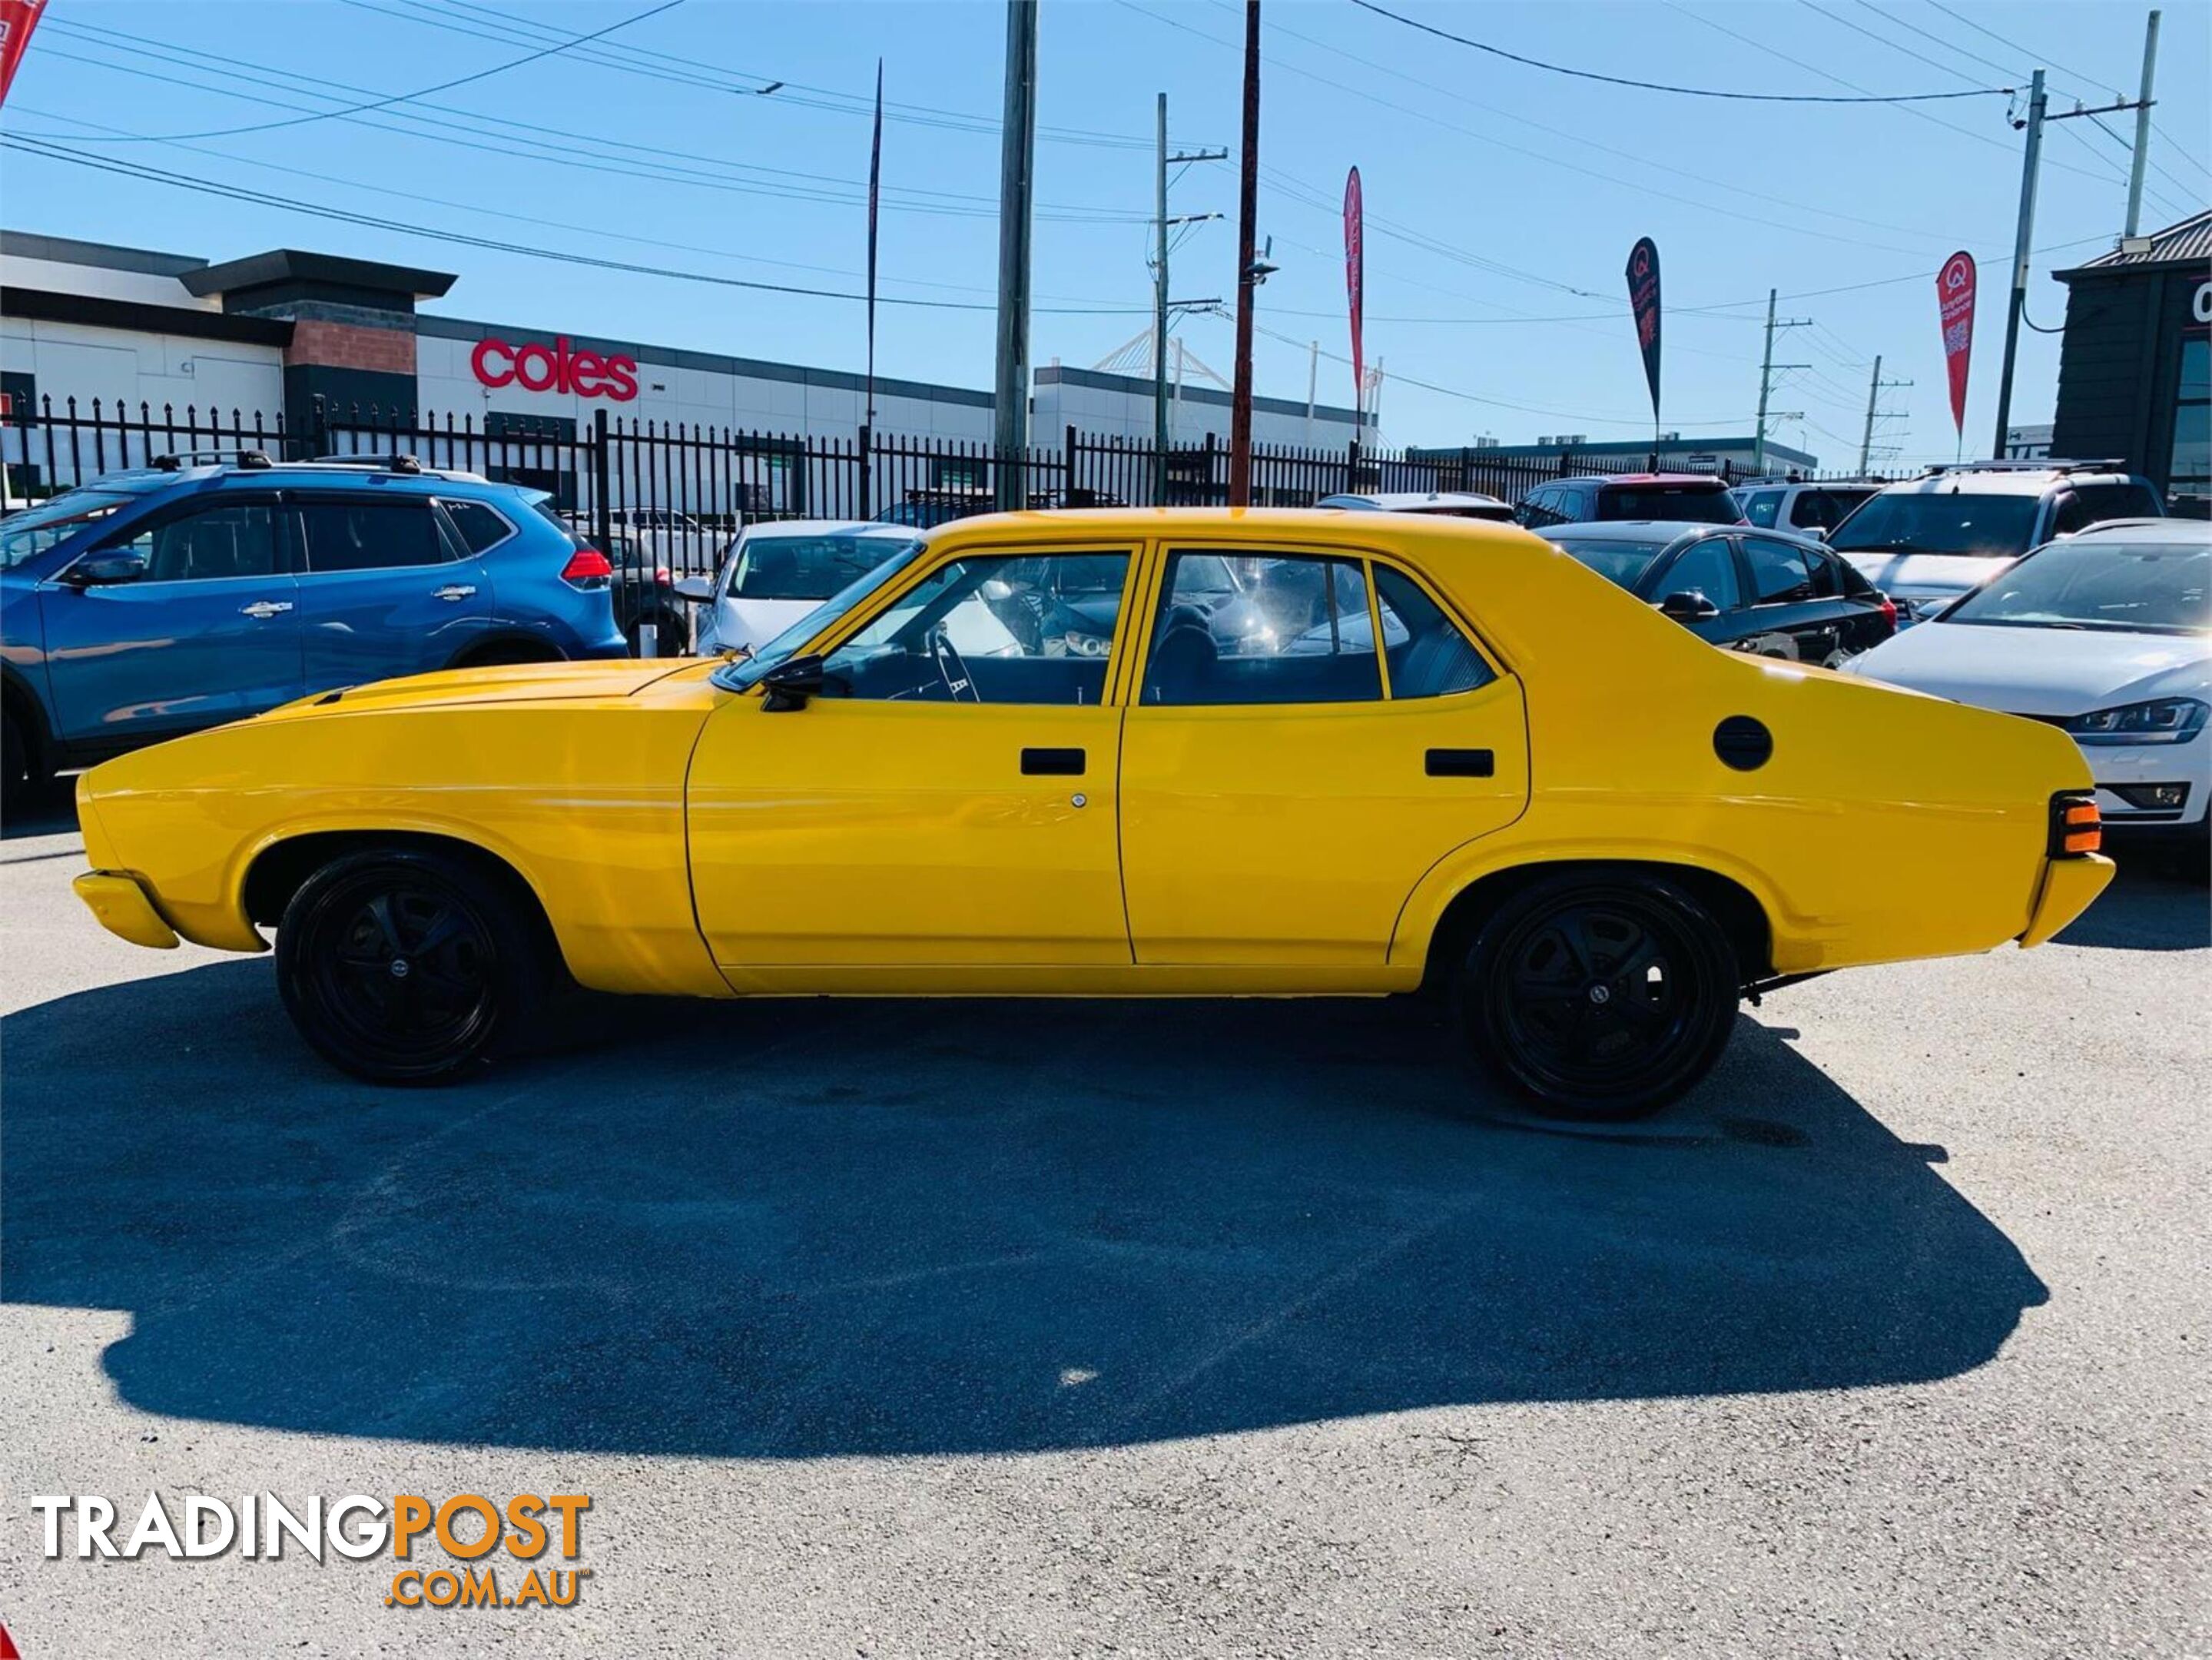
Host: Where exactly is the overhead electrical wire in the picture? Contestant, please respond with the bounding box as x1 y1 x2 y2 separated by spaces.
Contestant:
1347 0 2011 101
19 0 687 142
0 136 1152 317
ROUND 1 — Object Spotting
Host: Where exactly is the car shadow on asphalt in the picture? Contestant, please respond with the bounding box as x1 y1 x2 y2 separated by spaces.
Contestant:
2054 858 2210 951
2 961 2048 1459
0 778 78 842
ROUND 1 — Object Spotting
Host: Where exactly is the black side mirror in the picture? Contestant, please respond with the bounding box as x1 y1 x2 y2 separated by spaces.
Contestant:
61 550 149 588
1659 589 1720 621
759 652 825 712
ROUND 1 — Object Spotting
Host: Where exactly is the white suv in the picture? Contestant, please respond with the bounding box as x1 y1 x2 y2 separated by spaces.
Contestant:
1732 479 1879 539
1826 461 2163 623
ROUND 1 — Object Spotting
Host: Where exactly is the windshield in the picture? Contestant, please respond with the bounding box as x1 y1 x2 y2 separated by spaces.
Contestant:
1549 535 1670 591
1943 536 2210 635
1599 485 1739 524
729 533 917 600
0 489 142 568
1829 491 2039 557
714 539 930 689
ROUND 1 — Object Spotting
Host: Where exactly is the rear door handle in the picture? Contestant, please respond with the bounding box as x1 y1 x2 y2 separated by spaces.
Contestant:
238 599 293 619
1426 748 1494 778
1021 747 1086 776
432 584 479 602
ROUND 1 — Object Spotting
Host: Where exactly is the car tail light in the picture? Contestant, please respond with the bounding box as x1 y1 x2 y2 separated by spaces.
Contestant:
561 546 613 586
654 565 672 586
2048 790 2101 857
1878 594 1898 629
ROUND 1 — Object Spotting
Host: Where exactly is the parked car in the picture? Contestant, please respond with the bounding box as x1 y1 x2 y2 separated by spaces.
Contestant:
1316 490 1515 521
875 491 991 530
604 529 693 657
1730 478 1881 538
1844 519 2209 854
72 507 2110 1120
1514 473 1744 530
1543 522 1894 665
678 520 918 654
0 453 625 794
605 506 710 566
1827 460 2163 624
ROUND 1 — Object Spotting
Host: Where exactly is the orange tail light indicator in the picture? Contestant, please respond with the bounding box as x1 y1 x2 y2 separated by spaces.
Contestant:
2058 798 2102 856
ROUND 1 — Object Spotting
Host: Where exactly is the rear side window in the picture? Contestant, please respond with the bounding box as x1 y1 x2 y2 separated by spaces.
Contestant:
439 499 514 555
1743 490 1782 528
1742 535 1818 603
297 500 449 573
1372 566 1494 699
1143 552 1380 706
1789 488 1870 531
2068 482 2161 524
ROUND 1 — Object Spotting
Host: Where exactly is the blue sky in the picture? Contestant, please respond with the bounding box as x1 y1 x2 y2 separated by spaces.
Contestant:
2 0 2206 465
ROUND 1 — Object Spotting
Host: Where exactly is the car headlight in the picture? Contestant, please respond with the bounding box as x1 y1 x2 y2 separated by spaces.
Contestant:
2060 697 2209 745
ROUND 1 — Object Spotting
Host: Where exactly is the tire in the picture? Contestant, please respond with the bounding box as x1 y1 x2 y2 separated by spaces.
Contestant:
1456 870 1740 1120
275 847 549 1084
1 702 44 808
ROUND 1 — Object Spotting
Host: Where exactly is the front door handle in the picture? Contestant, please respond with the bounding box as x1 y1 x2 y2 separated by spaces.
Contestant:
238 599 294 619
1426 748 1494 778
1021 747 1086 776
432 584 479 602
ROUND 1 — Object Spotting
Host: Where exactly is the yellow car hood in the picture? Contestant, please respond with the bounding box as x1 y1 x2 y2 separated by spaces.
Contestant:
260 658 712 721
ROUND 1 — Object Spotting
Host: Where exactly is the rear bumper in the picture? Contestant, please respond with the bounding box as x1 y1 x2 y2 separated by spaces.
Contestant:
72 870 181 950
2018 854 2116 948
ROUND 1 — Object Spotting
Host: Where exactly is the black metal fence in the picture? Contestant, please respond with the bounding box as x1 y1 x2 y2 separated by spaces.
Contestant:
3 393 1889 586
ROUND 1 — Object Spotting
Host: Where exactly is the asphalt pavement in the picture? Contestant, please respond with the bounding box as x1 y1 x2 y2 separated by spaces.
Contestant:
2 780 2205 1658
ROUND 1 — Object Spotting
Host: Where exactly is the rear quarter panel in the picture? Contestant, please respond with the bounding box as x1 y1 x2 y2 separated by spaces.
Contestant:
1396 522 2094 974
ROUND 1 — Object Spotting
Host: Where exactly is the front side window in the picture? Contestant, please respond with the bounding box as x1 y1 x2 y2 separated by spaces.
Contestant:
97 499 283 582
297 500 449 573
2 488 145 568
819 549 1131 705
1656 537 1743 609
1372 566 1494 698
1143 552 1380 706
1743 535 1817 603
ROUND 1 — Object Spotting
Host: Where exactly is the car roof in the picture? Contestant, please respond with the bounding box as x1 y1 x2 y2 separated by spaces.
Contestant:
1548 473 1731 489
1317 490 1510 511
1876 463 2147 497
1541 520 1710 543
2064 517 2207 543
741 518 912 539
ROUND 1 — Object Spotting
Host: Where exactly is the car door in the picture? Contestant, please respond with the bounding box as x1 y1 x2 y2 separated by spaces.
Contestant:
290 490 496 692
1731 533 1846 661
38 491 303 749
1118 546 1528 967
685 543 1138 970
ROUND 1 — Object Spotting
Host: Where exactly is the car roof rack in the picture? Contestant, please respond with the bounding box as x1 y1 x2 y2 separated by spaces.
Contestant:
1916 458 2128 476
302 453 425 475
151 449 273 471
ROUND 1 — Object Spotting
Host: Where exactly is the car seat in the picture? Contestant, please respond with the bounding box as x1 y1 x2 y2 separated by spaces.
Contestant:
1146 603 1218 702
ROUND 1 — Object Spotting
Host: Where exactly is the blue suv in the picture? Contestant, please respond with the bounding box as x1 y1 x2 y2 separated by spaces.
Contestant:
1 452 625 793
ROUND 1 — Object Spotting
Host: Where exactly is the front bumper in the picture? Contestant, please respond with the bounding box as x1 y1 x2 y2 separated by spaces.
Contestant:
2019 854 2117 948
73 871 181 950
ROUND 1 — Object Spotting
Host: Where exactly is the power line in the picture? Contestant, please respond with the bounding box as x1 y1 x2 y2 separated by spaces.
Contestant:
27 0 687 143
1348 0 2011 101
0 137 1152 317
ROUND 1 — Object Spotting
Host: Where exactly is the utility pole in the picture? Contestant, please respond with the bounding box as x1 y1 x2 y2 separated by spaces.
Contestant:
1752 287 1811 476
1150 97 1225 505
1992 68 2045 460
993 0 1039 510
2125 9 2161 237
1857 356 1913 475
1227 0 1261 507
1305 340 1318 446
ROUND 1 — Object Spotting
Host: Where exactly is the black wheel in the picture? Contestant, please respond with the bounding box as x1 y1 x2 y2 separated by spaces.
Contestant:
275 848 548 1084
2 702 43 807
1457 872 1740 1120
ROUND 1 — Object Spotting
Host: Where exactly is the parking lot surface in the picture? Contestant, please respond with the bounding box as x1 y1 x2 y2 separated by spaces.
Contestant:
2 783 2205 1658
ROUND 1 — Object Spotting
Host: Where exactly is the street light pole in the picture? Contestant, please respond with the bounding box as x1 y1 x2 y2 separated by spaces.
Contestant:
1991 67 2045 461
1226 0 1260 509
2124 9 2161 237
993 0 1039 510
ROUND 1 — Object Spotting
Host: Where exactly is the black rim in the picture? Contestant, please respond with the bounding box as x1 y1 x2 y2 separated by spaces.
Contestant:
307 874 499 1067
1489 898 1705 1096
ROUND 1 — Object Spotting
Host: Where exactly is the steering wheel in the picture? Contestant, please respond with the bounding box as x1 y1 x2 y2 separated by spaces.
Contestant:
927 623 980 702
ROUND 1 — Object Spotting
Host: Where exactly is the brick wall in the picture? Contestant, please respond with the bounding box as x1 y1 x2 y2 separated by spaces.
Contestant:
287 319 416 377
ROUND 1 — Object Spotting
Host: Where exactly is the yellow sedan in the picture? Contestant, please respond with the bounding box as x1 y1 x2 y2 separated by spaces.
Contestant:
71 509 2111 1117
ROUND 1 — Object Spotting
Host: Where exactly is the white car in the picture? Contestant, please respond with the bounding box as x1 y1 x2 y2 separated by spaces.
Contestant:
1844 520 2210 848
1730 479 1879 539
1826 461 2164 624
682 520 918 654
